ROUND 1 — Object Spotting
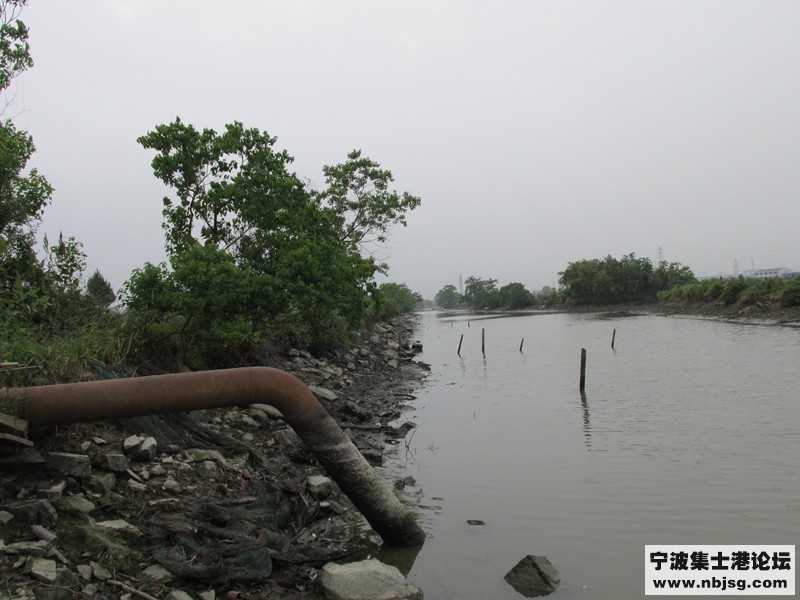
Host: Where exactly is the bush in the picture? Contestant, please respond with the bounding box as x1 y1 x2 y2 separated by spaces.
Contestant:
720 277 748 305
780 278 800 307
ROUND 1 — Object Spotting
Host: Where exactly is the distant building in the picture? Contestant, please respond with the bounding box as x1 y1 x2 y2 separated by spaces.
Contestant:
742 267 792 279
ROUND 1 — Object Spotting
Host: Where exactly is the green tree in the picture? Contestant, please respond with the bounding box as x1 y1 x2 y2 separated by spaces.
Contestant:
316 149 421 270
130 120 421 361
137 118 307 258
0 0 51 295
0 0 127 384
0 0 33 101
499 282 534 309
374 282 422 318
434 284 461 309
463 276 500 309
653 260 696 292
86 269 116 306
559 253 694 304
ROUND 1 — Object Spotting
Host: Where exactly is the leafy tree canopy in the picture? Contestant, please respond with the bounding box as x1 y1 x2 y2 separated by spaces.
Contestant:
316 149 420 272
559 253 695 304
128 119 421 362
463 276 500 310
434 284 461 309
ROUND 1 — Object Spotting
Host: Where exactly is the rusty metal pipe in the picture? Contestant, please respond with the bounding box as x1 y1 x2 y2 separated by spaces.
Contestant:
3 367 425 546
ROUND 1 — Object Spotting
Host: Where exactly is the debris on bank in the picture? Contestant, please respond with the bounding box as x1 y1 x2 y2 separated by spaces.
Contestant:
0 316 428 599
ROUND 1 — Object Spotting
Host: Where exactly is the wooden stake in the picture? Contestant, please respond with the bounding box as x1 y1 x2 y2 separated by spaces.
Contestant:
579 348 587 392
611 329 616 349
481 328 485 355
519 338 525 352
457 334 464 355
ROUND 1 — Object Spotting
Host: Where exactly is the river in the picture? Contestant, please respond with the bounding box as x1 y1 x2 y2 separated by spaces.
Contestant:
380 310 799 599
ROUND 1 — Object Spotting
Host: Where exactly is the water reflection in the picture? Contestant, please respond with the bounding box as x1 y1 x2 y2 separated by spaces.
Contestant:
579 392 591 449
391 311 800 600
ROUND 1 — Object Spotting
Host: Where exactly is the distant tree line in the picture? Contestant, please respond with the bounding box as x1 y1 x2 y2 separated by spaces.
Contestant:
433 254 695 310
558 253 695 304
434 278 557 311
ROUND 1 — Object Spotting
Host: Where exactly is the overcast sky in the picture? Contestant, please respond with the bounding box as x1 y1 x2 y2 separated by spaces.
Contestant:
13 0 800 299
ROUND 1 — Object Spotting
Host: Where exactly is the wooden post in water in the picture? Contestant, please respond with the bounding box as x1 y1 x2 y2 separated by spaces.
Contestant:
457 334 464 356
519 338 525 352
611 329 616 349
579 348 587 392
481 328 485 355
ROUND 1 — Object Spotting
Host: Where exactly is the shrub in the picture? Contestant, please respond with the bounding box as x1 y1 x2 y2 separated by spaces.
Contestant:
780 278 800 307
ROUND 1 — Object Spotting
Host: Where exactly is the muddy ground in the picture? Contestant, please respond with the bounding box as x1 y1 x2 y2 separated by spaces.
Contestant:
0 315 429 600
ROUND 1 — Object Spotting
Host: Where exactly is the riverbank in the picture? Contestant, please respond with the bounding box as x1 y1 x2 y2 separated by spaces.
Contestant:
0 315 429 599
565 299 800 326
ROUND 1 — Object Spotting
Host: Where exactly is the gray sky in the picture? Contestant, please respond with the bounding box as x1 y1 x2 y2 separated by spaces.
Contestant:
13 0 800 300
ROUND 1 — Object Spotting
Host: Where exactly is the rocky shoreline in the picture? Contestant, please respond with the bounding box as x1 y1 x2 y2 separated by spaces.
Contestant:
1 315 429 600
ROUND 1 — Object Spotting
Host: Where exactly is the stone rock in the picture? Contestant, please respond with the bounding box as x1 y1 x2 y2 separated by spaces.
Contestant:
504 555 561 597
133 436 158 461
148 464 167 477
360 448 382 465
0 510 13 525
28 557 58 583
40 480 67 501
43 452 91 479
7 499 58 525
273 428 301 446
239 414 259 427
3 540 50 556
306 475 333 499
310 385 338 402
317 558 423 600
141 563 174 583
344 400 369 419
100 452 128 473
55 494 96 516
162 478 181 492
393 476 416 490
76 564 92 581
89 472 117 493
91 560 112 581
123 434 145 453
93 519 142 537
128 479 147 493
196 460 219 479
167 592 194 600
251 403 283 420
183 448 225 464
54 567 80 589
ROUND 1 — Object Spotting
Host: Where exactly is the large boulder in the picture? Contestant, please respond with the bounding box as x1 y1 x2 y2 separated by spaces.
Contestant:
317 558 423 600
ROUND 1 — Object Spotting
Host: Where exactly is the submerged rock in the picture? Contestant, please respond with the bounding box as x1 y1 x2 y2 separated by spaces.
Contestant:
504 554 561 597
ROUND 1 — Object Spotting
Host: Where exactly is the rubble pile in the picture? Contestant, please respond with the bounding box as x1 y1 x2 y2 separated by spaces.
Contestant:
0 317 428 600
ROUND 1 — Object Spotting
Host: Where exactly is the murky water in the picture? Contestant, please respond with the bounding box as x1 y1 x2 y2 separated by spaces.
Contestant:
381 311 800 599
